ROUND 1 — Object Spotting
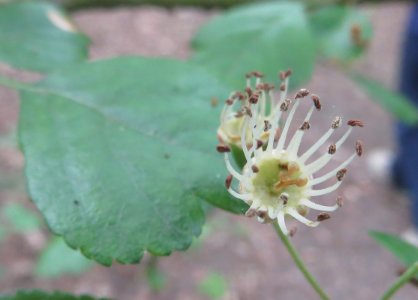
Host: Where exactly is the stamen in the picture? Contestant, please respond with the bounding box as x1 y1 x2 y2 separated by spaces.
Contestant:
300 127 334 163
280 84 286 91
227 188 253 202
356 140 363 156
295 89 309 99
225 174 233 189
276 99 301 151
309 153 356 185
277 211 289 235
332 116 343 129
245 208 257 217
285 69 292 77
256 139 264 149
347 120 364 127
280 193 289 205
300 199 338 212
226 99 234 106
224 154 244 181
328 144 336 155
288 208 319 227
312 94 321 111
286 106 315 155
252 165 259 173
300 121 311 130
316 213 331 222
307 181 343 197
264 120 271 132
216 144 231 153
336 168 347 181
305 127 354 174
241 116 251 161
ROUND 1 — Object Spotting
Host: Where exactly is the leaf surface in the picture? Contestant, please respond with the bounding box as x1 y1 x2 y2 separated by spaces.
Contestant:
18 57 244 265
191 2 315 90
0 1 89 72
309 4 372 61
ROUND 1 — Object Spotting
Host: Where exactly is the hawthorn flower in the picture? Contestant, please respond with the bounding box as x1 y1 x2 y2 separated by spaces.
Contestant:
216 70 363 235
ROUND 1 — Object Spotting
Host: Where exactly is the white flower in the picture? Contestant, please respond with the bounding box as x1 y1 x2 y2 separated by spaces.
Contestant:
216 70 363 235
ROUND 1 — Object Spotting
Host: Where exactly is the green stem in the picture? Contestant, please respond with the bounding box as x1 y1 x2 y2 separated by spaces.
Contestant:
273 222 330 300
380 262 418 300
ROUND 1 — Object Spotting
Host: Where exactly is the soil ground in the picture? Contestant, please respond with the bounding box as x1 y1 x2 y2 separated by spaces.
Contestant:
0 2 417 300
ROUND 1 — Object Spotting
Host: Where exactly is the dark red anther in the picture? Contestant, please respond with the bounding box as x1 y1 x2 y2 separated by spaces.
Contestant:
347 120 364 127
280 83 286 91
244 106 252 117
312 94 321 111
251 165 259 173
295 89 309 99
225 174 233 189
256 139 264 149
225 99 234 105
249 94 259 104
336 168 347 181
356 140 363 157
216 144 231 153
317 212 331 222
328 144 336 155
285 69 292 77
300 121 311 131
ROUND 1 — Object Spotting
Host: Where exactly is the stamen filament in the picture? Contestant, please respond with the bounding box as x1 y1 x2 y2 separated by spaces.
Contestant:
286 106 315 156
300 128 334 163
307 181 342 197
276 100 300 152
309 153 356 185
277 211 289 235
300 199 339 212
288 208 319 227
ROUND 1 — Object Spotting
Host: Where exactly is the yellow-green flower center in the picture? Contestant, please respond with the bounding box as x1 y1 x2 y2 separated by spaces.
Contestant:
251 158 308 209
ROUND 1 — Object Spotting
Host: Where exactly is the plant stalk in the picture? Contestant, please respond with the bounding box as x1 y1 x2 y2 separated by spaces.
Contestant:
380 262 418 300
273 222 330 300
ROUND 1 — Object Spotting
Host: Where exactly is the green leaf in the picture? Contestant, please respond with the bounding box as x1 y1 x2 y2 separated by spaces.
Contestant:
0 290 111 300
0 1 89 72
35 236 93 278
16 57 245 265
370 231 418 267
2 203 42 233
197 272 228 300
352 74 418 124
309 4 373 61
190 2 315 90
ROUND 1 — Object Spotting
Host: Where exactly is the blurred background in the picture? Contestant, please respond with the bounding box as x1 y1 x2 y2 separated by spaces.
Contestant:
0 0 418 299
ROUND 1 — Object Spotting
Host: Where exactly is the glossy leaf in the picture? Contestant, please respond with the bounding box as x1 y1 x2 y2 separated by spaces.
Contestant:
0 290 110 300
0 1 89 72
370 231 418 267
309 4 372 61
35 236 93 278
190 2 315 90
16 57 246 265
353 74 418 124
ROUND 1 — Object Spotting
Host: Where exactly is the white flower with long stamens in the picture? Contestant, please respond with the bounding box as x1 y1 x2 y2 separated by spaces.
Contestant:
217 70 278 149
216 70 364 235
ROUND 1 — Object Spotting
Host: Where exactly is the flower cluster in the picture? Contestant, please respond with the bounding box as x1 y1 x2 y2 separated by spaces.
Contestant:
217 70 363 235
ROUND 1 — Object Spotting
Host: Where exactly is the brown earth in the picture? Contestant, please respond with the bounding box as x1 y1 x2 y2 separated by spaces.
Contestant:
0 2 417 300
